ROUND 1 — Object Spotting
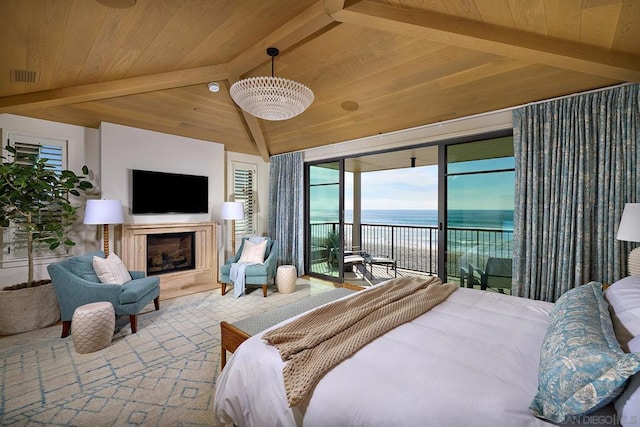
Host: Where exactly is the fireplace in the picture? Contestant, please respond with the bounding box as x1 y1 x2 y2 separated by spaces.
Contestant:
122 222 217 300
147 232 195 276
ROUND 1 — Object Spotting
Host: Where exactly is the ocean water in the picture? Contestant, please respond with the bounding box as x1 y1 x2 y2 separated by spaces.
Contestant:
313 209 515 230
310 209 514 270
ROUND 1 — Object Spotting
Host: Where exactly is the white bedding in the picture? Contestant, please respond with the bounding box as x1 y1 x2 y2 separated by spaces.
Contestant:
214 285 610 426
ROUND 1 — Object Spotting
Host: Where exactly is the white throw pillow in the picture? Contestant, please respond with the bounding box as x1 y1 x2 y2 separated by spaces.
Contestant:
615 336 640 426
93 253 132 284
238 240 267 264
605 275 640 350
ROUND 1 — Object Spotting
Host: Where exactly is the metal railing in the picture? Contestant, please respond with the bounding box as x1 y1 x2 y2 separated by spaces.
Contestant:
310 222 513 279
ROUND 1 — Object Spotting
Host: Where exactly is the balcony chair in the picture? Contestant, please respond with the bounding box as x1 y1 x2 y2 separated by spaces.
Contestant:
468 257 513 294
47 251 160 338
219 237 279 297
327 245 367 274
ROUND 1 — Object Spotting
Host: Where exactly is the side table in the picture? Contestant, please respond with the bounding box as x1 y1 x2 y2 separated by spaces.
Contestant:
71 301 115 354
276 265 297 294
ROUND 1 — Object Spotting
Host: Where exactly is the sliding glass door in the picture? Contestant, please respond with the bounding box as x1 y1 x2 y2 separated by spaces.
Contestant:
445 137 515 293
307 161 342 281
304 134 514 290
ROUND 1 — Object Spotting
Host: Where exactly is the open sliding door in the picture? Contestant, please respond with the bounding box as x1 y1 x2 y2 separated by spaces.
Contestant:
306 161 344 282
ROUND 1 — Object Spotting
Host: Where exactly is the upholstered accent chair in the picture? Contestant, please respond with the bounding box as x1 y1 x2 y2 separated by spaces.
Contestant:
47 251 160 338
219 238 279 297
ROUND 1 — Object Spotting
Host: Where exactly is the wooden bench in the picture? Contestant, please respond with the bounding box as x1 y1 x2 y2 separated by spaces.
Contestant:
220 288 356 368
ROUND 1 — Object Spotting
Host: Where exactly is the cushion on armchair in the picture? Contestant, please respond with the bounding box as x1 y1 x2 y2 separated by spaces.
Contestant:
238 240 267 264
93 253 132 284
119 277 160 304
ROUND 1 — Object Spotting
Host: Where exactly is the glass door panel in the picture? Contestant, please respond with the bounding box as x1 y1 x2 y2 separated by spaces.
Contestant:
308 162 341 280
446 137 515 293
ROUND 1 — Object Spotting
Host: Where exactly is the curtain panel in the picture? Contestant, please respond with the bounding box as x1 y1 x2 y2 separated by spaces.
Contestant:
513 84 640 302
268 152 304 275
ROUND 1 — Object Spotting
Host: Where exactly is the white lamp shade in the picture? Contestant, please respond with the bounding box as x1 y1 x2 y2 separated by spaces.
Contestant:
617 203 640 242
220 202 244 220
83 200 125 225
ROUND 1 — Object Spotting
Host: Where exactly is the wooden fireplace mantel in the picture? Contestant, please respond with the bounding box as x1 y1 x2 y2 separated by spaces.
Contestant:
121 222 218 300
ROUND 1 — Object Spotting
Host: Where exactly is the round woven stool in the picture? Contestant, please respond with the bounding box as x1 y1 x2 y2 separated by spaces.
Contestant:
276 265 297 294
71 301 115 354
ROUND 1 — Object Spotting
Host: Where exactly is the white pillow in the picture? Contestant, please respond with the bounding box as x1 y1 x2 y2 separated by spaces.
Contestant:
615 336 640 426
238 240 267 264
605 275 640 350
93 253 132 284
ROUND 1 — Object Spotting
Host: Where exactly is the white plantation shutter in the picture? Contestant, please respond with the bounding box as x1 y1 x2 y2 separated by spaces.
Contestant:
232 162 257 242
2 132 68 262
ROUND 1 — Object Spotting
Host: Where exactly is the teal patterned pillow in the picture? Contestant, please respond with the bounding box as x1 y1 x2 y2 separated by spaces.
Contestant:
530 282 640 423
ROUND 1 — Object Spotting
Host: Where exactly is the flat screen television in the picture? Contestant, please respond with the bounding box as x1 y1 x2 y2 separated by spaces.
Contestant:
131 169 209 214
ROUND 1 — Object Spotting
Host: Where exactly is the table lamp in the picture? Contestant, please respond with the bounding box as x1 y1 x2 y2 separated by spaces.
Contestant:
221 202 244 255
84 199 124 256
617 203 640 276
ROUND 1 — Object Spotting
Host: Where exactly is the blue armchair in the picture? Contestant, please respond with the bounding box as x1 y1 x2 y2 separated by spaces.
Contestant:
219 238 279 297
47 251 161 338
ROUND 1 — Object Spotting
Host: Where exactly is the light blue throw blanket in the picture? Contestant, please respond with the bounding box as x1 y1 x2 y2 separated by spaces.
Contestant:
230 236 267 298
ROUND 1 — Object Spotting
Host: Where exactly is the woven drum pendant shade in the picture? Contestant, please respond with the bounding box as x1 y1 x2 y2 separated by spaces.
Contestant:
230 47 314 121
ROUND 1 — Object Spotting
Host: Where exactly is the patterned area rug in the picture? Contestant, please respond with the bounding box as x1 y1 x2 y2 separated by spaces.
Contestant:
0 279 333 426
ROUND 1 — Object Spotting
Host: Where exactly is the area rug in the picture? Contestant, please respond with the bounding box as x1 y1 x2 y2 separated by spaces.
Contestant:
0 280 331 426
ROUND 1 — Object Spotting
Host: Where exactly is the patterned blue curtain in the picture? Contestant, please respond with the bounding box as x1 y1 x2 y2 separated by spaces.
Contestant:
268 152 304 275
513 84 639 302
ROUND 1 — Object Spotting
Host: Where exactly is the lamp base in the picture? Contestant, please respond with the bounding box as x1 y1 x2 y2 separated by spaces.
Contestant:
629 247 640 276
102 224 111 257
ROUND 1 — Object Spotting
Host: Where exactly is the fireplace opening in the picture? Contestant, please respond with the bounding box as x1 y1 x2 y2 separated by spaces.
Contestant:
147 232 195 276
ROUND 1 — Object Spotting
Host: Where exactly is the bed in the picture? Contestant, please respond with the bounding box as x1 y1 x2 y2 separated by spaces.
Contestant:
215 277 640 427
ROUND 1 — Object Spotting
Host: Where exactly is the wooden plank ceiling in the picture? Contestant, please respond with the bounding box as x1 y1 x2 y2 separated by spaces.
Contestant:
1 0 638 161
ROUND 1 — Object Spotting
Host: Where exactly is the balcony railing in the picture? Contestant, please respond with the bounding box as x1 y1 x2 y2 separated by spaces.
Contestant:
310 222 513 279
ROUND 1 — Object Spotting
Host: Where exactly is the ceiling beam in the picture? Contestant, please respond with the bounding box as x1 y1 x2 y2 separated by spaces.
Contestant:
227 77 271 161
0 64 229 113
333 0 640 82
225 0 345 160
323 0 345 15
228 1 335 77
241 111 271 161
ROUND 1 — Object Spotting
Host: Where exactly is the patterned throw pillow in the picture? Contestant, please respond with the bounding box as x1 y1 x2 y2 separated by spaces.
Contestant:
238 240 267 264
93 253 132 285
530 282 640 423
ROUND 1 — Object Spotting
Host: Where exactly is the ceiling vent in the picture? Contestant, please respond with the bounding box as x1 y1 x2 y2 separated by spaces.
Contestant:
10 69 39 83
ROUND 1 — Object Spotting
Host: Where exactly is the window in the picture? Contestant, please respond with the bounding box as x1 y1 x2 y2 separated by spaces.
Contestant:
232 162 257 242
1 132 68 264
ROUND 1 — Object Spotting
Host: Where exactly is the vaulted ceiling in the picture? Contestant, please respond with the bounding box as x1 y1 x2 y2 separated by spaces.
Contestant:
1 0 639 161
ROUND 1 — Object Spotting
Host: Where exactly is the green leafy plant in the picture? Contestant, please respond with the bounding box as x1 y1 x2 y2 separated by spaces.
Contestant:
325 229 340 265
0 145 93 287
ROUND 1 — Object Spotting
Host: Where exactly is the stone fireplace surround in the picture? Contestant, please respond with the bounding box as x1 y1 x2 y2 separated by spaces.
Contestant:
121 222 217 300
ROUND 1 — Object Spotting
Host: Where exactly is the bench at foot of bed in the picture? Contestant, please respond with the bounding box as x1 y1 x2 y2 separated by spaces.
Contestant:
220 287 356 369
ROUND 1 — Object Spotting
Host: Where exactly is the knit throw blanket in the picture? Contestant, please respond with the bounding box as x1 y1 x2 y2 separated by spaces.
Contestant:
262 276 457 406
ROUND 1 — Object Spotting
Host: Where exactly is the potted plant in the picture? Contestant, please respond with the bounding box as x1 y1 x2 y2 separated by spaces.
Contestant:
325 229 340 267
0 144 93 335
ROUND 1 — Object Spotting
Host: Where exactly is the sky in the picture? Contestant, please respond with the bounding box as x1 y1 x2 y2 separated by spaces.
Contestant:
311 157 515 212
346 166 439 210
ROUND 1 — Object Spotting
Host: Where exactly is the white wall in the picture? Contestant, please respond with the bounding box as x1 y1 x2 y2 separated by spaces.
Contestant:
99 122 225 253
0 114 100 286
